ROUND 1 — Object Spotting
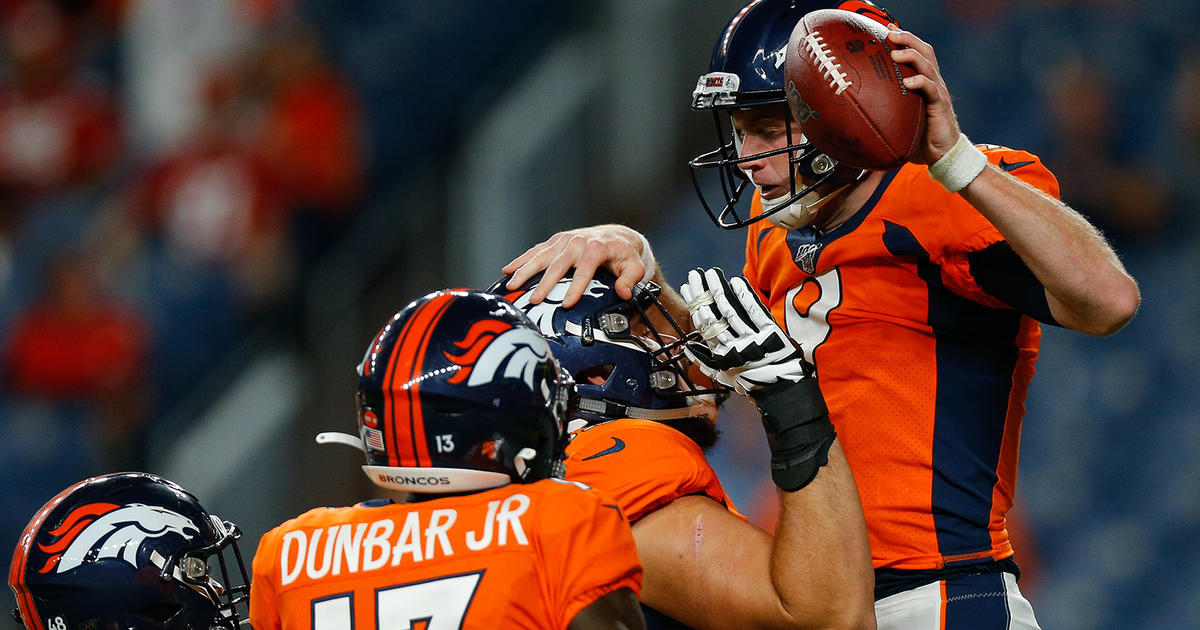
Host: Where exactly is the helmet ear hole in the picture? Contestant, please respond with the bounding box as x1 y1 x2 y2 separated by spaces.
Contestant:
575 365 614 386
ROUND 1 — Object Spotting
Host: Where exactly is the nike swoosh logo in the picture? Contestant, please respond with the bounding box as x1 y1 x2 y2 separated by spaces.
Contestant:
998 158 1035 172
582 437 626 460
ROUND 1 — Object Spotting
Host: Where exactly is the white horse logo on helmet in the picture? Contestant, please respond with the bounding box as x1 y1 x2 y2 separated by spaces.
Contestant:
48 503 199 573
511 278 608 338
445 318 555 393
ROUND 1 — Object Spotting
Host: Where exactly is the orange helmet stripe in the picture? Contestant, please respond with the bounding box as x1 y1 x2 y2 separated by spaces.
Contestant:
8 477 97 630
382 307 418 468
383 291 455 468
406 295 456 468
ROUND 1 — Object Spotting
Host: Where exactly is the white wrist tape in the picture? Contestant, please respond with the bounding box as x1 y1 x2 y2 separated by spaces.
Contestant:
928 133 987 193
632 230 657 284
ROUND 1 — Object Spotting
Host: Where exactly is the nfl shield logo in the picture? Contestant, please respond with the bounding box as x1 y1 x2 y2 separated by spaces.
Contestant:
794 242 824 274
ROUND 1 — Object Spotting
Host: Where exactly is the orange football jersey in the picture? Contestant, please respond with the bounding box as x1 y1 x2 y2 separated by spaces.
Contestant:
744 147 1057 578
564 418 743 524
250 480 641 630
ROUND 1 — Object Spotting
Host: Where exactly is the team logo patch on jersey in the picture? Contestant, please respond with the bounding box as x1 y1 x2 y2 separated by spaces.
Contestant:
794 242 825 274
36 503 198 574
445 319 554 393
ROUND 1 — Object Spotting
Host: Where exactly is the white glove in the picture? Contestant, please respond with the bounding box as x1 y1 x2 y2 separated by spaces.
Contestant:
679 268 812 394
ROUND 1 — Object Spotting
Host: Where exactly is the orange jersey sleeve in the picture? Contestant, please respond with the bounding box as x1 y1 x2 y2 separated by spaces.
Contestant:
249 481 640 630
563 419 743 523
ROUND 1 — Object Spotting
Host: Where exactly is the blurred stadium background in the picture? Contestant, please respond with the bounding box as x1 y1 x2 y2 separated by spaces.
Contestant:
1 1 1196 627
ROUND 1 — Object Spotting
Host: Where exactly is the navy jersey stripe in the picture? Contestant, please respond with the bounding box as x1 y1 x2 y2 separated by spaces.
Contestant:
756 227 771 257
641 604 695 629
943 572 1012 629
968 241 1059 326
782 168 902 272
822 167 901 241
881 221 1022 559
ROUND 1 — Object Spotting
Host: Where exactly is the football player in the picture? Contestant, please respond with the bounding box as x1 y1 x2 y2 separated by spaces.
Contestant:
499 1 1140 629
493 270 874 630
9 472 251 630
249 289 645 630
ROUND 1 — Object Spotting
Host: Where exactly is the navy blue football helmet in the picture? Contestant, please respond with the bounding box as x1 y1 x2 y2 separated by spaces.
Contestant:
490 271 726 429
318 289 575 494
9 472 249 630
690 0 899 229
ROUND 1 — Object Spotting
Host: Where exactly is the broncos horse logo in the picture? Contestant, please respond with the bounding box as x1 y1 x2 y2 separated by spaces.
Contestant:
444 319 554 393
509 278 609 337
36 503 199 574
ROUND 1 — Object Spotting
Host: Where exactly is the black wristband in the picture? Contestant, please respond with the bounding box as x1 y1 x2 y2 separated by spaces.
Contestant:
749 379 837 492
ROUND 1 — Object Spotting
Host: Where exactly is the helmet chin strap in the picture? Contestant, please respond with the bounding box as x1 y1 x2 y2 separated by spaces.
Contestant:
764 184 852 230
761 188 813 229
576 397 711 421
761 150 870 232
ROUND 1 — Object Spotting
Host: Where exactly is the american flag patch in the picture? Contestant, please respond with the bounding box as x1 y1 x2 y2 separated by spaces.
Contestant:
363 428 385 451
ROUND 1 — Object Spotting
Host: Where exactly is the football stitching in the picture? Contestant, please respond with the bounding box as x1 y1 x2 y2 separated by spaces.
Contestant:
803 30 852 95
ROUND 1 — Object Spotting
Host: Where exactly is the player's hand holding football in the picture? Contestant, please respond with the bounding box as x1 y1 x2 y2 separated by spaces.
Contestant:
679 267 811 394
886 24 999 194
884 24 962 166
680 267 834 491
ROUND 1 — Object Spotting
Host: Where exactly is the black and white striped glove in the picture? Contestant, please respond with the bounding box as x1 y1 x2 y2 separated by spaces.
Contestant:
679 267 811 393
680 267 835 492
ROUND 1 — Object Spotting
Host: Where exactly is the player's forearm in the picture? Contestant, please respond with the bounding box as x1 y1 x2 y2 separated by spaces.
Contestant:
772 440 876 630
960 165 1140 335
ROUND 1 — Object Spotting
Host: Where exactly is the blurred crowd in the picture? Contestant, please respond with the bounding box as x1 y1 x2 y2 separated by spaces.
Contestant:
0 0 364 474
